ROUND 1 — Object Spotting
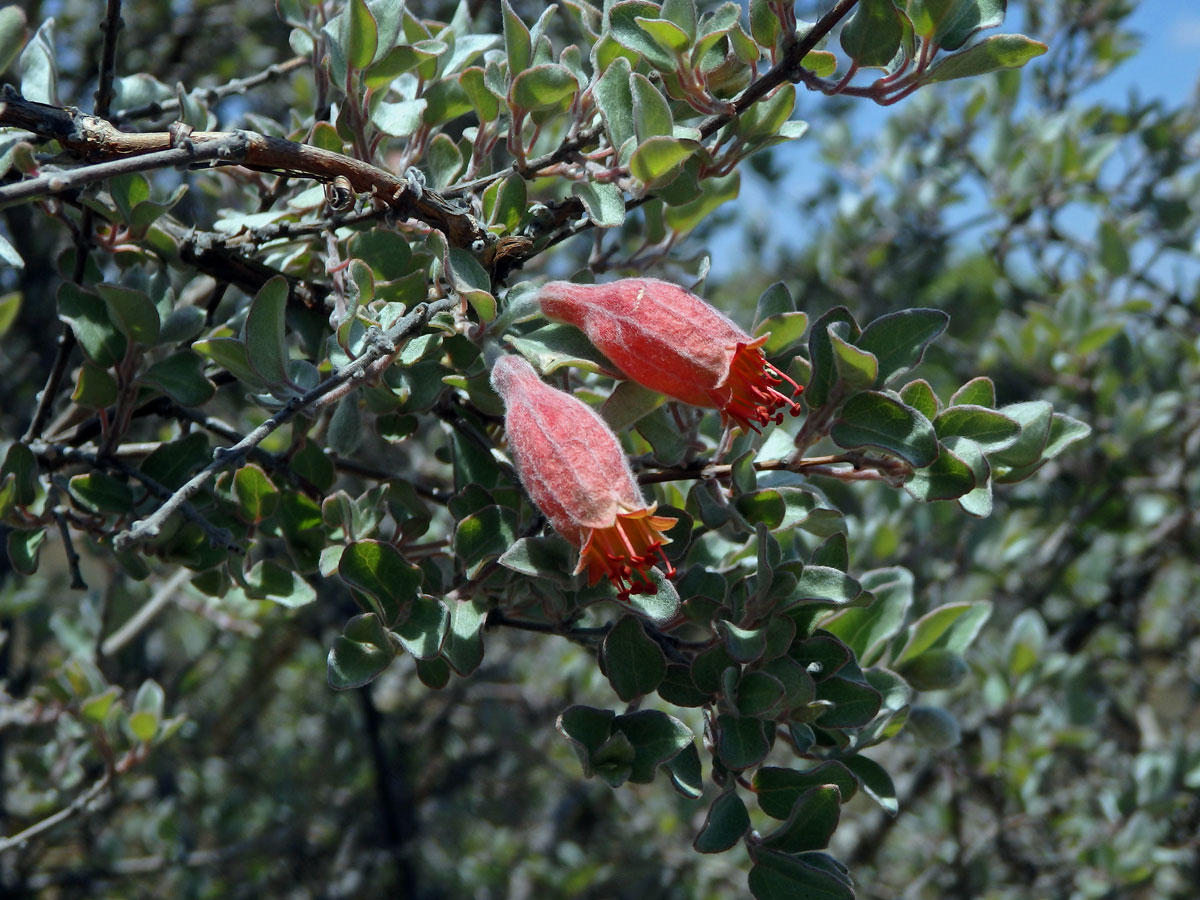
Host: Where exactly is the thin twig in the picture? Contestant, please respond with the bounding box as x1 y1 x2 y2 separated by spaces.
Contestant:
101 568 191 657
444 124 604 198
487 611 609 639
112 55 309 124
112 297 457 551
22 249 87 442
698 0 864 140
32 443 243 553
635 452 912 485
52 505 87 591
531 194 651 263
219 206 387 248
0 772 113 853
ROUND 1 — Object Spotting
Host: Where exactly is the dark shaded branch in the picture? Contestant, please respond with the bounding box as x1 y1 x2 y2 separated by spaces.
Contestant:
487 611 610 640
21 186 106 444
20 1 126 446
356 687 419 893
93 0 124 119
846 762 938 867
52 504 87 591
22 272 84 443
698 0 863 139
169 225 333 312
213 205 387 248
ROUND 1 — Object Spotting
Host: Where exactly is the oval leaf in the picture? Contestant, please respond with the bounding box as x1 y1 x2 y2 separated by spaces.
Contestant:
601 614 666 701
244 275 291 387
831 391 939 467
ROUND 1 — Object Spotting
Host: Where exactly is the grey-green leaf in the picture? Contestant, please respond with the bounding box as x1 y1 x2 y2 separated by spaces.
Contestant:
748 851 855 900
856 308 949 387
602 615 666 701
244 275 291 387
934 405 1021 452
757 785 841 854
339 539 422 627
831 391 939 467
694 790 749 853
510 64 578 112
922 34 1048 83
327 613 394 690
840 0 905 68
593 56 636 150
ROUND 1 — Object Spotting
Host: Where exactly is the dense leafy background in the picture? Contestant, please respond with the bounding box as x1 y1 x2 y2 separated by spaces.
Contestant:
1 1 1197 898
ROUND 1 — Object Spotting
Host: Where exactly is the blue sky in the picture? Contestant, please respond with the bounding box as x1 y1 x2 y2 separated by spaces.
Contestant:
711 0 1200 279
1088 0 1200 103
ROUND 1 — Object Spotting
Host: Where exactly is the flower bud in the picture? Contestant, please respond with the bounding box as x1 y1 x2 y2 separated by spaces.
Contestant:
491 355 676 598
537 278 803 432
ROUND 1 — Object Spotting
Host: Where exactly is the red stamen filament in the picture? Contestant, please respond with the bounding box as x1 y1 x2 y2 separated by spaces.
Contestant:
715 341 806 433
579 509 677 600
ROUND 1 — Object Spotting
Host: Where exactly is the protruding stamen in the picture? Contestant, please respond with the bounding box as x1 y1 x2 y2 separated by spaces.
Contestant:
714 340 806 432
577 508 677 600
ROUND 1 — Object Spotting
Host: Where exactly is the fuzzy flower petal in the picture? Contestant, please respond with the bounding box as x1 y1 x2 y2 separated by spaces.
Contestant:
491 355 676 597
538 278 803 432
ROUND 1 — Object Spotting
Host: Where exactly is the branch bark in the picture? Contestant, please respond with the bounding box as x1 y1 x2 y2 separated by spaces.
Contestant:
0 90 491 251
698 0 864 140
0 773 113 854
635 451 913 486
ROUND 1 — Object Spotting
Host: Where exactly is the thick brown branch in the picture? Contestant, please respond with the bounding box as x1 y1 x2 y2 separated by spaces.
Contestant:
169 226 333 312
0 137 249 207
0 91 491 250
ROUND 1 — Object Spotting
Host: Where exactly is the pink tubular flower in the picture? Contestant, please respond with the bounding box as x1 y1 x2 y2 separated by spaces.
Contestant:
491 355 677 598
537 278 804 433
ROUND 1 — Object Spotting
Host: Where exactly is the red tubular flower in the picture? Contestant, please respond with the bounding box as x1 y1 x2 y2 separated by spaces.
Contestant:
491 355 677 598
537 278 804 433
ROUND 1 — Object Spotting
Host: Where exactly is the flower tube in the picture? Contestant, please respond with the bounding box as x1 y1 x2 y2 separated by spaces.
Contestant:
491 354 676 598
538 278 804 432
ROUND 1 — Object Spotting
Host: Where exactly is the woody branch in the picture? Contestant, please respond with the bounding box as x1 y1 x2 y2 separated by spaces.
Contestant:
0 89 491 251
